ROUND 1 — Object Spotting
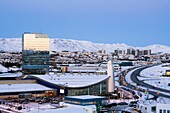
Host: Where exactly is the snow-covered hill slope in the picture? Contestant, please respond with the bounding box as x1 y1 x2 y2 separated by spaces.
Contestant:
0 38 170 54
0 38 22 52
141 44 170 54
50 38 133 52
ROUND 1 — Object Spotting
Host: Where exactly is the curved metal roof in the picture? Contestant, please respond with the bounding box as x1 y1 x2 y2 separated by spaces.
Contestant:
32 73 110 88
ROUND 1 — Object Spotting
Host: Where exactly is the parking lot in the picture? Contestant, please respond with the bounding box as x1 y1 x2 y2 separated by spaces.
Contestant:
0 96 65 112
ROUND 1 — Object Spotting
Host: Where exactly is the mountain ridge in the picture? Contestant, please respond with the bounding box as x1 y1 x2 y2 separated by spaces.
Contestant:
0 38 169 54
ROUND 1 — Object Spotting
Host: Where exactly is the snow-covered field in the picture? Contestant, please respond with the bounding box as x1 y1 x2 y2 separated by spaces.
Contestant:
139 63 170 90
140 64 170 78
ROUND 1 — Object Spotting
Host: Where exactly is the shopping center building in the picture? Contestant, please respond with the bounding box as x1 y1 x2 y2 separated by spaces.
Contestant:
22 33 114 96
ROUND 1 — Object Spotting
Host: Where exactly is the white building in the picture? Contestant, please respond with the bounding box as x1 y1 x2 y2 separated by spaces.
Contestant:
156 103 170 113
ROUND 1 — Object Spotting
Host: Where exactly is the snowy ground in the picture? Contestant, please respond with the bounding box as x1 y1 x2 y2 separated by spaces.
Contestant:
139 63 170 90
1 102 94 113
140 64 170 78
26 103 93 113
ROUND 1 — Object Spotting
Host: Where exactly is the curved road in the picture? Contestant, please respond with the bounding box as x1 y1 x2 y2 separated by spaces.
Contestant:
122 65 170 99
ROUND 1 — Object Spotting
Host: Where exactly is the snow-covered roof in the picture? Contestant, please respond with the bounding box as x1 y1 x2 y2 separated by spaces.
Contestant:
0 64 8 72
0 73 22 77
0 83 52 93
31 73 109 88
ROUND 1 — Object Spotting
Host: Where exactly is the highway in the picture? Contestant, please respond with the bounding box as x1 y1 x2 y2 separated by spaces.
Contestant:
121 65 170 99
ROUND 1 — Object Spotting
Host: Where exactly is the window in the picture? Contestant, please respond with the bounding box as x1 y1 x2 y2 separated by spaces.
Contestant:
167 110 170 113
160 109 162 113
164 110 166 113
151 106 156 112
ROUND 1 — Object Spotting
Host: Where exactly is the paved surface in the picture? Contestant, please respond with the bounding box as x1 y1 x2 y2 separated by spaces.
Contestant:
122 65 170 99
0 105 22 113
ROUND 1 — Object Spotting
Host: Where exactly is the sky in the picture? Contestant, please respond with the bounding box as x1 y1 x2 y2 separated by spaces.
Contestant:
0 0 170 46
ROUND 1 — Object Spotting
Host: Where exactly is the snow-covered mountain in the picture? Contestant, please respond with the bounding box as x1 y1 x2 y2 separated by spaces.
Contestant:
141 44 170 54
50 38 133 52
0 38 170 54
0 38 22 52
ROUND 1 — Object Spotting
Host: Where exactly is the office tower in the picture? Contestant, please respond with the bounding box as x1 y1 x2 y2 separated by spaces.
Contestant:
22 33 50 75
143 50 148 56
135 49 140 56
98 49 106 55
132 49 136 56
114 49 119 55
127 48 133 55
143 50 151 56
148 50 152 55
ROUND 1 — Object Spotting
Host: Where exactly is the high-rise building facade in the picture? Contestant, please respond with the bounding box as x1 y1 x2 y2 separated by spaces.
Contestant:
22 33 50 75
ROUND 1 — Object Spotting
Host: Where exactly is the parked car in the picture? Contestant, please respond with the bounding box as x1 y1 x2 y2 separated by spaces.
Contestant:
51 101 59 104
129 100 138 107
121 110 131 113
102 103 117 108
117 102 128 106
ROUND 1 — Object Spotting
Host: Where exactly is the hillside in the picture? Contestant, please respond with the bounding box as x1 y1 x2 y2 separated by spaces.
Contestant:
0 38 170 54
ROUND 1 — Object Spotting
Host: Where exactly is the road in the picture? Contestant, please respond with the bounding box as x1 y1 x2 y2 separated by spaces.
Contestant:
122 65 170 99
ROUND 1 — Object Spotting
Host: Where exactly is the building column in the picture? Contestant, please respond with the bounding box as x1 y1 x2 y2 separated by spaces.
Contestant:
100 83 102 94
88 88 90 95
107 60 115 93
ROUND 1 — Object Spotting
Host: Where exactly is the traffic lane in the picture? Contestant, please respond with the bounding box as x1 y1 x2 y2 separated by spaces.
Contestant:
130 66 170 98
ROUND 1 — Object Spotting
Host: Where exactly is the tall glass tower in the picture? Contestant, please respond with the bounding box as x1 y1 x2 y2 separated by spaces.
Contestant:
22 33 50 75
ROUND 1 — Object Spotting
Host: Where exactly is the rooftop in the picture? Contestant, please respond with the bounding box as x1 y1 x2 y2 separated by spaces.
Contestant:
31 73 109 88
0 83 52 93
0 73 22 78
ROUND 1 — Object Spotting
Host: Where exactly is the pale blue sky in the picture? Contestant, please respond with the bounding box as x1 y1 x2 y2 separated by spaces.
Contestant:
0 0 170 46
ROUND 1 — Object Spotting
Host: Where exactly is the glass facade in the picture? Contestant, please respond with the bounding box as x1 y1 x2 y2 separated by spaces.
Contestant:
65 97 107 106
67 81 107 96
22 33 50 75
